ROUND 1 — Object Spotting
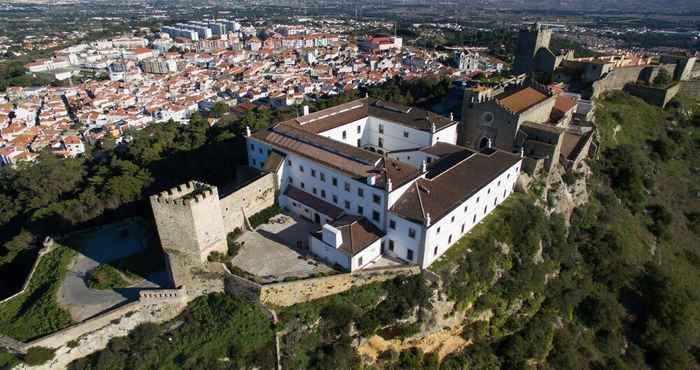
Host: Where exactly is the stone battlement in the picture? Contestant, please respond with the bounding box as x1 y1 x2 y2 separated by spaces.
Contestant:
152 181 217 206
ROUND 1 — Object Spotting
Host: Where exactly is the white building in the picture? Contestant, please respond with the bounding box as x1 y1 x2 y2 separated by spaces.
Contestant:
246 98 521 271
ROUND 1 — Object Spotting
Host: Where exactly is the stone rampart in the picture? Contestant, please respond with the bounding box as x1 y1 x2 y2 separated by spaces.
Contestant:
0 244 53 305
259 265 421 307
680 80 700 98
624 83 681 108
219 172 276 232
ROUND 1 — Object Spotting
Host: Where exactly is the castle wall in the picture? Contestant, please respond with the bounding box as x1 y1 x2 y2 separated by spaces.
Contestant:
591 66 647 99
624 83 681 108
258 265 420 307
219 172 276 232
680 80 700 98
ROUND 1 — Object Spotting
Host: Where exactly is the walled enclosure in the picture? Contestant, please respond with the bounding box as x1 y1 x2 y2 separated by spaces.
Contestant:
150 173 276 289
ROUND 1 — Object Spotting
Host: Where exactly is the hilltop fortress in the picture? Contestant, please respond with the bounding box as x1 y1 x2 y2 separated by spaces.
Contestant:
514 23 697 106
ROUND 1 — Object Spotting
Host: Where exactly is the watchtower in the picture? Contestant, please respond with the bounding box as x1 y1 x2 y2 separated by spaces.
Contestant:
513 22 553 76
150 181 227 288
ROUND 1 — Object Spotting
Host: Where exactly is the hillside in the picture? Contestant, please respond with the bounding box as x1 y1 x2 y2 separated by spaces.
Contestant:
5 89 696 370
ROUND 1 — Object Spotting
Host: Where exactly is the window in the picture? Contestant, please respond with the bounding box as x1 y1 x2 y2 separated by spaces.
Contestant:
288 176 293 184
407 156 411 161
487 188 491 194
301 182 305 189
494 198 497 206
373 194 381 204
332 177 338 186
388 239 395 251
358 256 363 266
320 172 325 182
503 189 506 197
448 235 452 244
389 220 396 229
451 216 455 223
484 205 487 214
437 227 441 234
403 131 409 138
473 215 476 223
434 246 438 256
342 130 347 139
258 148 262 154
288 159 292 166
344 182 350 192
379 123 384 134
312 187 317 195
357 139 361 147
344 200 350 209
507 173 510 179
378 137 383 148
464 205 468 213
358 188 364 197
299 165 304 173
252 159 256 166
461 224 465 233
427 157 432 163
372 210 380 222
476 197 480 203
498 180 501 186
332 195 338 204
321 190 326 198
407 249 414 261
408 228 416 239
311 169 316 177
292 202 297 207
357 205 364 215
357 125 361 133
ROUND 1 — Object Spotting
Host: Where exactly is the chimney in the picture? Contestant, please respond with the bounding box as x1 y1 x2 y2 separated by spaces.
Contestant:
386 178 393 192
303 105 310 116
322 224 343 248
431 121 436 133
449 112 454 121
421 160 427 173
487 138 493 149
245 126 251 137
520 147 525 158
425 213 431 227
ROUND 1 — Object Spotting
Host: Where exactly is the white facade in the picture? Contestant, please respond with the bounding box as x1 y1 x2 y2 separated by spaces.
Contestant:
246 98 521 271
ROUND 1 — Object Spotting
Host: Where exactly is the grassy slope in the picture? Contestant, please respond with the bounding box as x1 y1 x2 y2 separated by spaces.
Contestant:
595 92 700 342
0 245 75 341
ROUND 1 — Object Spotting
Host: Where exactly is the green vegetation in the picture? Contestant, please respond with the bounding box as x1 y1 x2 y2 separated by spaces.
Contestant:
249 204 283 229
0 349 19 370
0 245 75 341
68 293 276 370
278 275 432 370
85 264 129 290
23 347 56 366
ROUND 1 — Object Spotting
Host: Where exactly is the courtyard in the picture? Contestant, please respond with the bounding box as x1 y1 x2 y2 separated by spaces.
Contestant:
230 213 337 283
57 219 169 321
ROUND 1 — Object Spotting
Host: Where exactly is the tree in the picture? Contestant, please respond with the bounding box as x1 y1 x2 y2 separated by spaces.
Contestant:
653 69 672 87
211 102 229 118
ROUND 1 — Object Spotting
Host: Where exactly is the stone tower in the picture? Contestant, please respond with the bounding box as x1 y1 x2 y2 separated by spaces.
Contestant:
150 181 227 288
513 22 552 76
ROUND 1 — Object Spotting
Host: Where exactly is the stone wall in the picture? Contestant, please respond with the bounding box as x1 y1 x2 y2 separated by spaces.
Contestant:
259 266 421 307
591 65 647 99
219 172 276 232
680 80 700 98
0 243 53 305
624 83 681 108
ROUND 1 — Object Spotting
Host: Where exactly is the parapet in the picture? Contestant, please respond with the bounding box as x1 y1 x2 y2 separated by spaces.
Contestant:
151 180 219 206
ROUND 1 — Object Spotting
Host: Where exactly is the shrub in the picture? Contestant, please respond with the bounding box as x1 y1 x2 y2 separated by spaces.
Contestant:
86 264 128 290
23 347 55 366
248 204 282 229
